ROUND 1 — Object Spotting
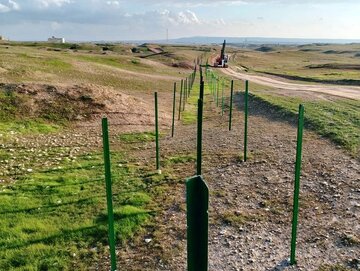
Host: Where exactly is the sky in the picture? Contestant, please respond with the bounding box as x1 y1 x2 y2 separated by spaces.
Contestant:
0 0 359 41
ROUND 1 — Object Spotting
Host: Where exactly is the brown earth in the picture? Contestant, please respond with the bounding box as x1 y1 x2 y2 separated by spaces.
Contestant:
0 82 170 126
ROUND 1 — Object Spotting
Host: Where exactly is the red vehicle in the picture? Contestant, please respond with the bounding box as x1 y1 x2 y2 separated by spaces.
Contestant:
214 40 228 68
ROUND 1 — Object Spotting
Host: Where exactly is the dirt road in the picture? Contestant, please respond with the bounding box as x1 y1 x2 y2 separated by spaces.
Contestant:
221 67 360 100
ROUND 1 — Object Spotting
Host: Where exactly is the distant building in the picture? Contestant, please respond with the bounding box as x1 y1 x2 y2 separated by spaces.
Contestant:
48 36 65 43
0 35 8 41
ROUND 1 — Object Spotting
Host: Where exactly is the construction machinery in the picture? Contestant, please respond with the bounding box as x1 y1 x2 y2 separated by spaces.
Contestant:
213 40 228 68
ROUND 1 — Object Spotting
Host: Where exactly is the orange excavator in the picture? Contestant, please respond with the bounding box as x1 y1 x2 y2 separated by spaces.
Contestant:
213 40 228 68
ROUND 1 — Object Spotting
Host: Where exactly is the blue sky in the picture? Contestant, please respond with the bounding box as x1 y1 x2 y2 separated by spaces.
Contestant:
0 0 359 41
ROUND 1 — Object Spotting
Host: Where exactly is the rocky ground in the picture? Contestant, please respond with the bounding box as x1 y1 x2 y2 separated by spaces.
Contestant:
1 85 359 270
116 91 359 270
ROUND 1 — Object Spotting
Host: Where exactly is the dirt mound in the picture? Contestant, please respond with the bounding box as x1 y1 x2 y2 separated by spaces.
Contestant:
323 50 354 54
0 83 164 125
171 61 194 69
298 48 321 52
306 63 360 70
147 46 163 54
255 46 274 52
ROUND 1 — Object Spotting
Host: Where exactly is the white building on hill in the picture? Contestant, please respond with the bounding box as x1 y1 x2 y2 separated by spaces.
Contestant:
0 35 9 41
48 36 65 43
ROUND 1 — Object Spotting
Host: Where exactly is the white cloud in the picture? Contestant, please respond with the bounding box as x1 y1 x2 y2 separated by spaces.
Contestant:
126 9 203 26
0 0 19 13
1 0 358 41
37 0 72 8
106 1 120 6
178 10 200 24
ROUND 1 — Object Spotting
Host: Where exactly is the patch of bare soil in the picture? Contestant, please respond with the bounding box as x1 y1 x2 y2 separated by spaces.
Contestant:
0 82 172 184
0 82 170 125
171 61 194 69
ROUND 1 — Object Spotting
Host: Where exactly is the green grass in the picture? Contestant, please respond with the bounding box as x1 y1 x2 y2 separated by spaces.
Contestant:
317 265 351 271
77 55 153 73
0 90 61 134
181 91 198 125
118 132 156 143
0 44 186 96
219 211 259 227
248 92 360 155
230 44 360 82
164 154 196 166
211 68 360 156
0 120 60 134
180 75 213 125
0 151 156 270
14 53 72 72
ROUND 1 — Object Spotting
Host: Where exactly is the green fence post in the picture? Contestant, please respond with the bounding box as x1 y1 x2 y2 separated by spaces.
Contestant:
197 99 203 175
102 118 117 271
200 80 204 101
229 80 234 131
178 79 183 120
213 77 215 101
290 104 305 265
172 82 176 137
186 175 209 271
183 78 187 111
185 78 188 102
244 80 249 162
155 92 160 173
216 79 219 107
189 76 191 96
221 80 225 116
212 77 214 98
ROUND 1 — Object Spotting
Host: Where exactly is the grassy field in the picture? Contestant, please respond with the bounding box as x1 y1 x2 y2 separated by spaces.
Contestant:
0 42 203 94
0 131 181 270
230 43 360 84
0 42 359 269
211 70 360 156
249 89 360 154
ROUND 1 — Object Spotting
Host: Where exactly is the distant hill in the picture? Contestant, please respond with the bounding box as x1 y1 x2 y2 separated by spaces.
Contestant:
126 36 360 45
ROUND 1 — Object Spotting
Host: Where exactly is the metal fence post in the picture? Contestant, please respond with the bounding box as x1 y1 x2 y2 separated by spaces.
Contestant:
102 118 117 271
229 80 234 131
290 104 305 265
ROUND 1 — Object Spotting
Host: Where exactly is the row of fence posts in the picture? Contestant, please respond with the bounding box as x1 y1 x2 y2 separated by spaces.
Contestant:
206 69 249 161
187 66 208 271
176 69 196 122
100 63 305 270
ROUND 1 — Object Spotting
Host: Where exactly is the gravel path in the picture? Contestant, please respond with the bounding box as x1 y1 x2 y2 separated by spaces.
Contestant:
127 92 360 270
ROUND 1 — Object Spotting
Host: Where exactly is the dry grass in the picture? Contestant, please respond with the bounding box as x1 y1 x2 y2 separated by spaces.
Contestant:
230 44 360 82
